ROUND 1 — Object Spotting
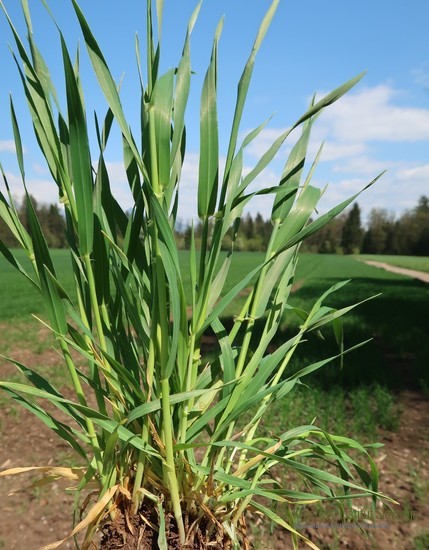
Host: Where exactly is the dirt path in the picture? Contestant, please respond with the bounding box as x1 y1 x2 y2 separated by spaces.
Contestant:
362 260 429 283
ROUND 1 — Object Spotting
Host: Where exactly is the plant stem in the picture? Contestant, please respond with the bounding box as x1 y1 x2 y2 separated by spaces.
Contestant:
132 334 157 512
83 253 108 353
131 420 150 513
147 98 185 538
198 217 210 289
234 220 280 378
178 331 196 445
161 377 186 544
59 338 104 477
75 277 108 417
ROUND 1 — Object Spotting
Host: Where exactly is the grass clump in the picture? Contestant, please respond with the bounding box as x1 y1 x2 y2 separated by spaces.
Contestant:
414 531 429 550
350 384 400 438
0 1 392 548
260 384 400 443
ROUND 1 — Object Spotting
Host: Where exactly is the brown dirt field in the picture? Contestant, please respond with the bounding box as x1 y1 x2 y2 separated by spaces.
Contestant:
1 328 429 550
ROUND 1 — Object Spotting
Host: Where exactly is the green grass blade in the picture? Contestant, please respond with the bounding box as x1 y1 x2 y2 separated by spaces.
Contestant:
23 0 60 111
157 500 168 550
211 319 235 398
2 356 86 427
127 386 228 424
9 96 25 179
272 115 314 222
238 127 292 197
151 69 174 195
61 35 93 256
251 501 319 549
275 173 385 255
170 2 201 167
71 0 146 179
198 18 222 218
0 173 34 256
220 0 280 206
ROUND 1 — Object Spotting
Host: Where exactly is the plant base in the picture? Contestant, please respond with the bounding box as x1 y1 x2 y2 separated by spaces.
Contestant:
99 502 245 549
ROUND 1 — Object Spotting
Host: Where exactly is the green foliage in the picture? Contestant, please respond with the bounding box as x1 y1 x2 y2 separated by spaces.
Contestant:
341 203 363 254
350 385 400 437
2 250 428 391
0 195 66 248
289 254 429 391
179 194 429 256
361 195 429 256
414 531 429 550
0 1 391 548
260 384 400 442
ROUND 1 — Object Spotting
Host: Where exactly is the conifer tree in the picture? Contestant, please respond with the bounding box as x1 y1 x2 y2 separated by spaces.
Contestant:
341 203 363 254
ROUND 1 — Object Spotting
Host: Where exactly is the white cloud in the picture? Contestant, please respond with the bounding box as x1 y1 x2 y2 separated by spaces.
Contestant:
243 128 293 160
245 84 429 165
317 163 429 221
0 140 16 153
318 84 429 143
387 163 429 211
317 141 367 162
102 82 429 223
1 170 60 206
317 178 367 212
32 163 50 175
331 155 389 176
178 152 200 222
396 163 429 181
236 83 429 221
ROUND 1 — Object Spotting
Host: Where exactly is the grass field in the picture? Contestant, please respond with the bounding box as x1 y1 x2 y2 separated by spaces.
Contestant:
288 254 429 390
0 250 413 444
1 250 428 391
359 254 429 273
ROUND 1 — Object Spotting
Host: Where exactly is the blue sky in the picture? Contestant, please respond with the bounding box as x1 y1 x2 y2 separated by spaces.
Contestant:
1 0 429 224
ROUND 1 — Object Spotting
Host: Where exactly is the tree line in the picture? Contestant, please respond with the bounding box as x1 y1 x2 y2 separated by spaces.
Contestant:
2 194 428 256
303 195 429 255
175 212 273 252
175 195 429 256
0 195 67 248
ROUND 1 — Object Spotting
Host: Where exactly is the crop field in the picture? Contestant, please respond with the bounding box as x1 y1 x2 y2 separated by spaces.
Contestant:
1 251 429 549
2 250 427 388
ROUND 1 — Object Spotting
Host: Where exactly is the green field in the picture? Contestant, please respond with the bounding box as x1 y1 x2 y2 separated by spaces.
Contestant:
359 254 429 273
1 249 417 443
0 249 416 317
1 251 428 390
289 254 429 389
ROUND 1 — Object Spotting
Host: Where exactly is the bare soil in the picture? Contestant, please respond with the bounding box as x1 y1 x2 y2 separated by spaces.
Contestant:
1 332 429 549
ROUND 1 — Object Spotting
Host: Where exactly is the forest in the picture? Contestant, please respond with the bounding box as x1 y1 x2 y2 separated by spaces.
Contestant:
2 193 428 256
176 195 429 255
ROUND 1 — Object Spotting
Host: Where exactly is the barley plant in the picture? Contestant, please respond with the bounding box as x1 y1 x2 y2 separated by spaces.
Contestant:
0 0 390 548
